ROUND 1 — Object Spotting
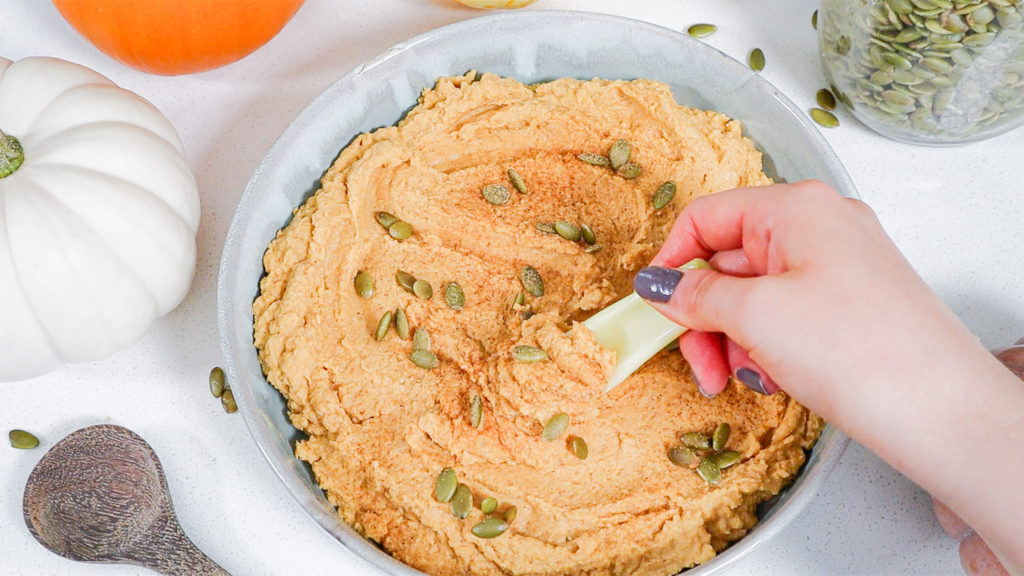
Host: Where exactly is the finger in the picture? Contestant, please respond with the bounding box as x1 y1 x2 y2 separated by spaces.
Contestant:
637 266 761 338
678 330 730 397
709 249 757 277
932 496 972 540
651 184 795 270
960 533 1010 576
725 337 780 394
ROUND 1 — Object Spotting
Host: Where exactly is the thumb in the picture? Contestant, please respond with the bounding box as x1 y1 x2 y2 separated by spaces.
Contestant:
633 266 757 337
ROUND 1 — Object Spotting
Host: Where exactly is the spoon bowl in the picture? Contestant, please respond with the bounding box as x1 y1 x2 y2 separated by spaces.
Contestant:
23 424 228 576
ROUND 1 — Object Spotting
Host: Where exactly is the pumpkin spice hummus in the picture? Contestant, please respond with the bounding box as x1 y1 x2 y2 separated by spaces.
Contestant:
253 72 823 576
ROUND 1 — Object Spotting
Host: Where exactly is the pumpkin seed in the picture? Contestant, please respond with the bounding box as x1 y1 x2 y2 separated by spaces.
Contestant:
577 153 610 166
554 221 582 242
375 211 399 229
411 349 439 370
503 506 518 523
816 88 838 110
652 181 676 210
444 282 465 310
435 467 457 502
712 422 731 451
221 387 237 413
681 432 711 450
514 291 526 307
749 48 766 71
583 244 603 254
9 429 39 450
482 183 512 206
209 366 226 398
542 413 569 442
450 483 473 519
617 162 642 179
668 445 698 468
687 23 718 38
696 458 722 485
396 270 417 293
388 220 413 241
374 310 393 341
608 139 632 170
812 9 818 29
480 496 499 514
0 131 24 179
520 265 544 297
507 168 528 194
412 327 431 352
394 307 410 339
811 108 840 128
413 279 433 300
535 222 557 234
580 223 597 245
471 517 508 539
513 345 548 363
570 436 588 460
711 450 742 469
354 270 374 298
470 394 484 429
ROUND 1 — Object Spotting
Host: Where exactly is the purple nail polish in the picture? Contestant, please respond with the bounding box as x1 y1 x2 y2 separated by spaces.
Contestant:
634 266 683 303
735 367 769 395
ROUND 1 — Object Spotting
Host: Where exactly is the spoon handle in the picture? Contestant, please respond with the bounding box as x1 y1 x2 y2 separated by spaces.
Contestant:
124 509 230 576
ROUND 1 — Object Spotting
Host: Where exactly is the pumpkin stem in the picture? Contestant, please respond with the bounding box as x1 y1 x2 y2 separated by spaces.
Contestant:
0 128 25 178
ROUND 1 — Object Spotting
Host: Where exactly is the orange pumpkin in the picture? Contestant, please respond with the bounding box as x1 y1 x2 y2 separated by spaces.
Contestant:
52 0 305 75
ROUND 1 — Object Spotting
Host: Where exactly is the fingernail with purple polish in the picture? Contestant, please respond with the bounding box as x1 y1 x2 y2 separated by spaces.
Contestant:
735 367 769 395
634 266 683 303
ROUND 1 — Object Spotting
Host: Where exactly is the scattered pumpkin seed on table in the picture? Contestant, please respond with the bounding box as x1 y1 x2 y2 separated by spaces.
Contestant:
471 517 508 539
354 270 374 298
652 181 676 210
444 282 465 310
413 279 433 300
435 467 458 502
507 168 527 194
520 265 544 297
9 429 39 450
374 310 393 341
388 220 413 241
811 108 840 128
811 9 818 29
570 436 588 460
411 349 439 370
749 48 766 72
221 387 237 413
687 23 718 38
480 496 499 514
209 366 226 398
542 412 569 442
513 345 548 363
608 139 631 170
816 88 837 110
577 152 610 166
450 483 473 518
482 183 511 206
394 307 410 339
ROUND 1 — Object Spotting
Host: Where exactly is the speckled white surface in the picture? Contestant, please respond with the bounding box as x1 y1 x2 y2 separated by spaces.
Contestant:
1 2 1021 575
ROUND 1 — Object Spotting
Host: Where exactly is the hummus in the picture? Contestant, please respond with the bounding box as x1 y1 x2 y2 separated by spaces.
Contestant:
254 72 822 576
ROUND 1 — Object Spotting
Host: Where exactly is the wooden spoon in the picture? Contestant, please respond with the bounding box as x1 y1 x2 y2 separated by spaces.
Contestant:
23 424 229 575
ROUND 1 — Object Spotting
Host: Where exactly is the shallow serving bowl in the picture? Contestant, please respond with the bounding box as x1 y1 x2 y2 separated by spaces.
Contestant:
219 10 853 576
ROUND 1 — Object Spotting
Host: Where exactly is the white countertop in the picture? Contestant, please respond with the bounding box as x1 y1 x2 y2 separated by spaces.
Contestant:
3 1 1022 575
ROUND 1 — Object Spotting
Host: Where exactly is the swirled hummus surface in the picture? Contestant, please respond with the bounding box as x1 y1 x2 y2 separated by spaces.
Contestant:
253 72 822 576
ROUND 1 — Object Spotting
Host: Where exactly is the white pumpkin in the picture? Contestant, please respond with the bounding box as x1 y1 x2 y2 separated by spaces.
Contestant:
0 56 199 381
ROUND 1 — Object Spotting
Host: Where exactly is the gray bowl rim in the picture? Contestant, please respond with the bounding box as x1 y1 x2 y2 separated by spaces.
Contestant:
219 9 854 576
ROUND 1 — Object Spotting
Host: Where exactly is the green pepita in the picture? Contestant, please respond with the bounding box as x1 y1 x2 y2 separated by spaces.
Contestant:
617 162 642 179
354 270 374 298
481 496 499 514
535 222 557 234
652 181 676 210
482 183 512 206
394 307 410 339
471 517 508 539
514 291 526 307
470 394 484 429
580 223 597 245
749 48 766 71
696 458 722 485
816 88 838 110
570 436 589 460
375 211 399 229
503 506 518 523
412 327 431 352
444 282 465 310
577 153 610 166
388 220 413 241
411 349 439 370
812 9 818 29
413 279 433 300
712 422 731 451
542 412 569 442
711 450 742 469
221 387 238 414
512 345 548 363
435 467 457 502
811 108 840 128
608 139 632 170
507 168 528 194
209 366 226 398
668 445 698 468
680 432 711 450
9 429 39 450
520 265 544 297
554 221 582 242
374 310 393 341
450 483 473 519
396 270 417 293
583 244 603 254
687 23 718 38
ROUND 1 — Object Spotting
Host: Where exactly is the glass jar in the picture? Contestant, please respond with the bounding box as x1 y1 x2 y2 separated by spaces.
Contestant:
819 0 1024 145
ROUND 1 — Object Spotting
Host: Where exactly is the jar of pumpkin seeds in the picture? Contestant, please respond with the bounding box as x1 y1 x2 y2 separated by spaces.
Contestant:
819 0 1024 144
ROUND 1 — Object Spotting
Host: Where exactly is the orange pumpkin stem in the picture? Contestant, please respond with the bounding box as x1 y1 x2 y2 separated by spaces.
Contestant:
0 129 24 178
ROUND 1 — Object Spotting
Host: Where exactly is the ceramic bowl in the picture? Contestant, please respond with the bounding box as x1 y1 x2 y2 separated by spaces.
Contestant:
219 10 853 575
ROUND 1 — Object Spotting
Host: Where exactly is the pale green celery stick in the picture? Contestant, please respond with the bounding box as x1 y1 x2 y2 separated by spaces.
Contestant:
585 259 711 391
